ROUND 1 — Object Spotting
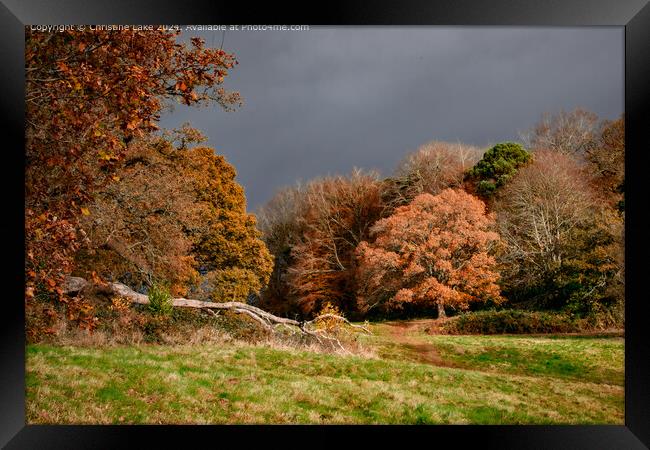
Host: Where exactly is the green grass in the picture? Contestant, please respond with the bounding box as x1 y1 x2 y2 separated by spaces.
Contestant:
26 325 624 424
420 334 624 385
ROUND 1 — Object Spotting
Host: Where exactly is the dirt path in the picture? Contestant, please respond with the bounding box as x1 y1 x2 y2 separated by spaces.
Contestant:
382 319 458 368
379 320 624 370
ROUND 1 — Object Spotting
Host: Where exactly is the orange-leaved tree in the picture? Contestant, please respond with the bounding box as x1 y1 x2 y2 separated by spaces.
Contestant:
355 189 503 317
256 186 309 316
586 116 625 212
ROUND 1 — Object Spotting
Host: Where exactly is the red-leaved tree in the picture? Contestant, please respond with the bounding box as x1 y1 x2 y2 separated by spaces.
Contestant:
355 189 503 317
25 28 240 331
284 170 384 317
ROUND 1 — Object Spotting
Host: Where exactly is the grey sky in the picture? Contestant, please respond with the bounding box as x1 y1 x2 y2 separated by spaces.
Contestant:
159 26 624 211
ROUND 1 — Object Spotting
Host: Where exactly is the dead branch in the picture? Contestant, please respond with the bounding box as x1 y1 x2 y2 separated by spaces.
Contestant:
234 308 273 331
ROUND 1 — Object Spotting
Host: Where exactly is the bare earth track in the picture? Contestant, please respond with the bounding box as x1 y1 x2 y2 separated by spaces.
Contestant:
382 319 458 367
379 319 623 369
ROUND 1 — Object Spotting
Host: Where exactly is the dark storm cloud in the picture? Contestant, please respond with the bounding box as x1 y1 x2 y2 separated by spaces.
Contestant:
159 26 623 211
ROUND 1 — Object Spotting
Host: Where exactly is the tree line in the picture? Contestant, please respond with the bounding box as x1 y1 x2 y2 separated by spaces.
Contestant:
25 29 272 337
257 110 624 321
25 29 624 338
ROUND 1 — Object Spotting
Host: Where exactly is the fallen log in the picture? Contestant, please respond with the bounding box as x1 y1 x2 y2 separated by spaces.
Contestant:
66 277 370 349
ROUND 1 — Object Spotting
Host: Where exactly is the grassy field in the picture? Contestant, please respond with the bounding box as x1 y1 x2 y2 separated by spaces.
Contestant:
26 321 624 425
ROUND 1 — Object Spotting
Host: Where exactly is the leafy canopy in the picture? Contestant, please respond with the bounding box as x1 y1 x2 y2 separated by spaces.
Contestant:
467 142 531 196
356 189 504 315
26 28 241 317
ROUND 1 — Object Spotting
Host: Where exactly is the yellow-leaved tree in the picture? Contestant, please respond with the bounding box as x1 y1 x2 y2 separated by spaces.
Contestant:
188 146 273 302
76 134 273 303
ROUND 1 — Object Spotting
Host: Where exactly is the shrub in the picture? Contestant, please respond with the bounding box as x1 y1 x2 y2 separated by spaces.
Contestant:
148 282 174 317
581 303 624 330
313 302 346 335
441 309 582 334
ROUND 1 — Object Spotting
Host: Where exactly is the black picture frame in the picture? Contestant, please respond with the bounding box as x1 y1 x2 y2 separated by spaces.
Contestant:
2 1 648 448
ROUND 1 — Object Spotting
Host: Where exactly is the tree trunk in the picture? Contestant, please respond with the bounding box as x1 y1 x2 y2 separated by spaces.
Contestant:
437 302 446 319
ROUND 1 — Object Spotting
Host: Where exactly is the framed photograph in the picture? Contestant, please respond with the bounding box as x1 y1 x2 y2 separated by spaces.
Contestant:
2 0 648 447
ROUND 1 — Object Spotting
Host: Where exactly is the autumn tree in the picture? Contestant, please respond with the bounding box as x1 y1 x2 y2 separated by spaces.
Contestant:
521 108 599 157
583 116 625 313
187 146 274 303
74 134 203 295
383 140 482 210
25 28 241 323
74 129 273 303
495 150 622 313
466 142 531 197
355 189 503 318
585 116 625 211
282 170 385 317
256 186 309 315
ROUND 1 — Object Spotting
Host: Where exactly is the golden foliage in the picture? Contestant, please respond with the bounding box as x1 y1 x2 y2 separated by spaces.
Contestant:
75 135 273 302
